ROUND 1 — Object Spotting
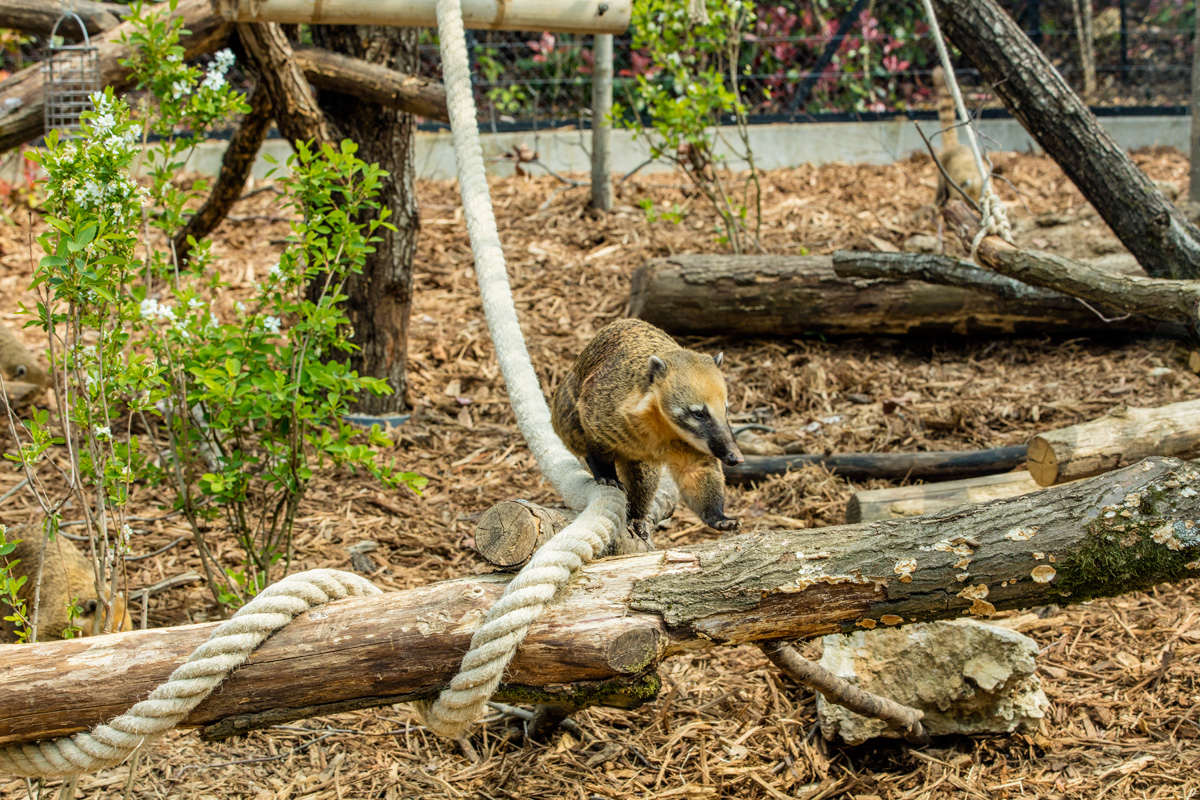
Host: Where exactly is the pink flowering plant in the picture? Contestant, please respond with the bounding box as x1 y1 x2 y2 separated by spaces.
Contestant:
8 2 422 620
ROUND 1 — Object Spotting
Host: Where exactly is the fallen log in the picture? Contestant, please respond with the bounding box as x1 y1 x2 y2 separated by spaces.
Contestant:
845 470 1044 523
628 255 1175 339
2 456 1196 748
944 202 1200 328
725 446 1028 485
1027 400 1200 486
0 0 231 154
0 0 129 40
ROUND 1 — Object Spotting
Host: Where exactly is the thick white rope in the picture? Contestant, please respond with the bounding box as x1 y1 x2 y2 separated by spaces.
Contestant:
418 0 628 739
920 0 1013 252
0 570 380 779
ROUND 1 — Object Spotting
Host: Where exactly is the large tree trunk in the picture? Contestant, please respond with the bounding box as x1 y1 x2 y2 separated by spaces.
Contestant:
930 0 1200 280
310 25 418 415
2 456 1197 747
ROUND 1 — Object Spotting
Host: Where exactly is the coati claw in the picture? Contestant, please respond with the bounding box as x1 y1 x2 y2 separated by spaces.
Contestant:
629 519 655 540
596 476 624 489
711 517 742 532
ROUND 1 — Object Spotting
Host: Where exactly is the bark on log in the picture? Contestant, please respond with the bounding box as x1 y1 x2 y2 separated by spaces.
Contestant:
725 446 1028 485
845 470 1045 523
944 202 1200 328
628 255 1176 339
0 0 231 154
236 22 331 147
832 250 1127 309
0 0 129 40
292 47 449 124
2 456 1197 747
1027 400 1200 486
475 476 677 568
172 82 272 266
931 0 1200 280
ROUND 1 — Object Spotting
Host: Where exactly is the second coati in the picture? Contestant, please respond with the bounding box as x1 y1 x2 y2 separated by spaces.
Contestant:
932 66 984 208
0 534 133 642
552 319 743 538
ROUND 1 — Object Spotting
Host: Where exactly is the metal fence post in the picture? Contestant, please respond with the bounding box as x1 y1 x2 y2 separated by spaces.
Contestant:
591 33 613 211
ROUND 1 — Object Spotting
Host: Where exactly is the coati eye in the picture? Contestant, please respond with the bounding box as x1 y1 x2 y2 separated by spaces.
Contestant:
691 408 708 420
83 599 99 614
14 365 26 379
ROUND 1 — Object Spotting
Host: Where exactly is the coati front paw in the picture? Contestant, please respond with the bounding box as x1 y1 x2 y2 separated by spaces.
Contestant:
709 516 742 533
629 518 655 541
596 476 624 490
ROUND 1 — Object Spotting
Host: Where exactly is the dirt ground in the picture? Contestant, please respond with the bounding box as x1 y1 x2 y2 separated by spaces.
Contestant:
2 145 1200 799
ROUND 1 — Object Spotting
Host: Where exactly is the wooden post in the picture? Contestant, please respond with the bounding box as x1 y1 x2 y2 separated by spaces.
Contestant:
1191 7 1200 203
1070 0 1096 102
590 33 613 212
1027 400 1200 486
214 0 633 35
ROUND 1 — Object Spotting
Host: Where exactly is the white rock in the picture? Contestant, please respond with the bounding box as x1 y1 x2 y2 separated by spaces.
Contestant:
816 619 1049 744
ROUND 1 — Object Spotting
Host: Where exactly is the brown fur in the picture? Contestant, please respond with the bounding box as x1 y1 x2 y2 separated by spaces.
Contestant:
0 322 47 388
552 319 742 538
932 66 984 208
1 535 133 642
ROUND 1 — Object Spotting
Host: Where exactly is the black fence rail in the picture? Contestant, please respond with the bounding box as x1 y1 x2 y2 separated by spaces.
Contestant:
414 0 1195 128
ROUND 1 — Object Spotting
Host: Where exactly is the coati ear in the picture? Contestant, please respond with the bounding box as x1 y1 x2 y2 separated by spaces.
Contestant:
647 355 667 383
713 352 724 367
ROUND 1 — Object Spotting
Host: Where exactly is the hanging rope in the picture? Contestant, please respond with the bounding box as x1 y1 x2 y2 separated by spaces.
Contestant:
414 0 628 739
919 0 1013 255
0 570 380 778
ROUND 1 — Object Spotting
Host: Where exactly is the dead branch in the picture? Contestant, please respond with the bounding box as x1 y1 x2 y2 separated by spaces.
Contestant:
943 201 1200 328
725 446 1027 485
293 47 449 123
235 22 331 147
3 456 1196 747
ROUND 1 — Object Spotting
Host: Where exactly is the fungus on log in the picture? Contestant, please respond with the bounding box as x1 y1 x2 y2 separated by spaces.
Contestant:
845 470 1046 523
2 457 1196 749
1027 400 1200 487
628 256 1176 339
725 446 1028 485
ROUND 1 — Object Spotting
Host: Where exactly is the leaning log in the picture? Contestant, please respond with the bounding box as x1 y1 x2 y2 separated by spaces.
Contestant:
944 202 1200 328
628 255 1175 339
725 446 1028 485
845 470 1045 523
0 0 231 154
293 47 449 123
1027 400 1200 486
7 456 1194 749
931 0 1200 280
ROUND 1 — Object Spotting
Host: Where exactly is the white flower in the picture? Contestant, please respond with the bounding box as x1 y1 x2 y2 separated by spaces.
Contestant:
201 71 226 92
263 316 282 334
158 305 177 324
94 425 112 440
139 298 161 319
235 301 246 314
268 262 281 277
209 311 220 328
92 112 116 132
170 79 190 100
187 297 203 309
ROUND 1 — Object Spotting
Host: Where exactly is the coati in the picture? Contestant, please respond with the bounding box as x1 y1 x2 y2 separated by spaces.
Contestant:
0 322 47 388
931 66 984 208
552 319 743 538
0 534 133 642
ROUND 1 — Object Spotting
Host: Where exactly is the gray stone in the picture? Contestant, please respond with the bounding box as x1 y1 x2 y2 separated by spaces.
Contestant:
816 619 1049 744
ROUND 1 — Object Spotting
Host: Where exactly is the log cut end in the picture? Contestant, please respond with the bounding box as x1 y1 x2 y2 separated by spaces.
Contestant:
475 500 566 568
1026 436 1060 487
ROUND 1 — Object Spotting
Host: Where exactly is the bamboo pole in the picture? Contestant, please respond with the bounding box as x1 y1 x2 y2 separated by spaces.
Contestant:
213 0 633 35
590 33 614 211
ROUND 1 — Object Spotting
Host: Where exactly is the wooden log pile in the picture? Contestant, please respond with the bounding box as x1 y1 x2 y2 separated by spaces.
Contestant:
3 457 1198 748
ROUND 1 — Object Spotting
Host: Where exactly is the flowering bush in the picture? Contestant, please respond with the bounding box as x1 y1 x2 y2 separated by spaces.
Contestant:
614 0 764 253
7 0 423 626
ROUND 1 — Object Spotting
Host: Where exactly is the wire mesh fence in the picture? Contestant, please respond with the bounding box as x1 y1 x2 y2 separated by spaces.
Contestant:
416 0 1197 129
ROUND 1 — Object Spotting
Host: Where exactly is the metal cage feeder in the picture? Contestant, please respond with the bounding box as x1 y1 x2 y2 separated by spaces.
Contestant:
43 12 101 138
